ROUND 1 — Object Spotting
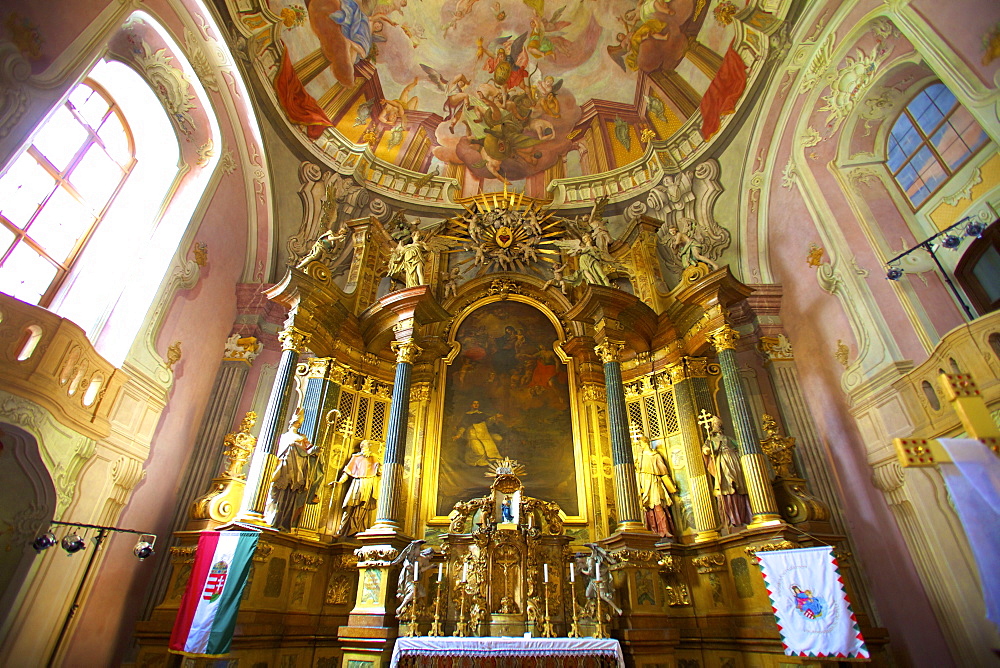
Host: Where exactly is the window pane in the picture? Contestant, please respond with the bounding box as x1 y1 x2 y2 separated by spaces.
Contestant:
927 84 957 116
32 105 87 172
0 225 15 258
911 145 947 192
887 135 908 172
98 113 131 165
890 115 922 166
0 243 59 304
73 87 109 130
896 162 920 192
0 154 57 228
28 187 93 261
70 145 124 211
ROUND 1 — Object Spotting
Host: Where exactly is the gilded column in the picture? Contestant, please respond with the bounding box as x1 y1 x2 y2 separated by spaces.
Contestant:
371 338 422 531
707 325 781 527
239 325 310 523
594 340 644 532
667 359 719 541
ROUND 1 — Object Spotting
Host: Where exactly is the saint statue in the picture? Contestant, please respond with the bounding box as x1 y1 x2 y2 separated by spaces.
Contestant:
702 414 752 528
633 434 677 539
454 400 504 466
500 495 514 523
270 408 323 532
332 439 381 537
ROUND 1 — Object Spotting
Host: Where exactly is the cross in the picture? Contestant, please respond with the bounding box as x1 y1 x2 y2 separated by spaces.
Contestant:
698 409 716 439
894 373 1000 467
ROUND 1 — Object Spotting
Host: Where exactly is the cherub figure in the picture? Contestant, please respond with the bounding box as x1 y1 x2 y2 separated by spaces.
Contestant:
441 266 463 299
541 260 571 295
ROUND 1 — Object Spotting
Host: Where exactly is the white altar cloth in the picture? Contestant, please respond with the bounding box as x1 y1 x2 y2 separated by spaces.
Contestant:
390 637 625 668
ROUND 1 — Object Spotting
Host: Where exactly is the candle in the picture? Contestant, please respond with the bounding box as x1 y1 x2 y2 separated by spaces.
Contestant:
569 563 575 583
543 563 549 583
462 562 468 582
437 563 443 582
413 560 419 580
595 561 601 582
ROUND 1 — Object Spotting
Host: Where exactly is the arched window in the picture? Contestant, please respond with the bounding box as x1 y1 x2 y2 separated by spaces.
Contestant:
0 80 135 305
886 83 989 207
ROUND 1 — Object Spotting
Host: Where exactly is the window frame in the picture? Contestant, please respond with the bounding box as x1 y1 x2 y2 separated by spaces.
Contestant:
0 78 137 307
885 82 989 210
955 220 1000 315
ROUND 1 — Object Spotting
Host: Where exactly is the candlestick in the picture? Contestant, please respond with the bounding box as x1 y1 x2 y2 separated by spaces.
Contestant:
462 562 468 582
567 577 581 638
542 581 555 637
437 563 443 582
414 560 419 580
569 563 575 582
429 572 444 637
595 561 601 581
543 563 549 583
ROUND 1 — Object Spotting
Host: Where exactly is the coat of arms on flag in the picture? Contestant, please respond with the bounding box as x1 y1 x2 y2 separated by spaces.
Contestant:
169 531 259 658
756 545 869 659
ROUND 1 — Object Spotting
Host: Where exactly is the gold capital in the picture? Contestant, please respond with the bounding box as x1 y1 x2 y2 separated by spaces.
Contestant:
392 339 422 365
594 340 625 364
708 324 739 352
278 326 310 352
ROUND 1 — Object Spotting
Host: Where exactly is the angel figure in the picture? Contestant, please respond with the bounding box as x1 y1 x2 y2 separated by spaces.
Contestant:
580 543 622 616
296 226 349 269
481 33 530 94
391 540 435 619
420 65 472 129
526 8 572 60
555 232 613 287
665 222 718 270
577 196 612 254
388 231 429 287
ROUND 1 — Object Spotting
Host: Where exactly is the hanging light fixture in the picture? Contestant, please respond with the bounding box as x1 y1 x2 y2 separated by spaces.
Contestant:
939 234 962 250
965 220 986 238
31 531 57 553
886 266 904 281
61 533 87 555
133 534 156 561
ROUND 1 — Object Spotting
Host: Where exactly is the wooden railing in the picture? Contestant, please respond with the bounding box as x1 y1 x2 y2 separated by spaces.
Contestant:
0 292 126 440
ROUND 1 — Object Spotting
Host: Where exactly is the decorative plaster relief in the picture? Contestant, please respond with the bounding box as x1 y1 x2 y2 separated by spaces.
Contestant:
135 40 197 139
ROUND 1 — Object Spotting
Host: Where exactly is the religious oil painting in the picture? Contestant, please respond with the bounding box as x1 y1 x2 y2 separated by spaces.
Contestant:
437 300 577 516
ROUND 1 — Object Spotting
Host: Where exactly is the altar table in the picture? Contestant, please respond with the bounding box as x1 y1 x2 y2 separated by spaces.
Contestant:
390 637 625 668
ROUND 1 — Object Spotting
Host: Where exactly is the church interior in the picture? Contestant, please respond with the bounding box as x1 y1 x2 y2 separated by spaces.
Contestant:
0 0 999 666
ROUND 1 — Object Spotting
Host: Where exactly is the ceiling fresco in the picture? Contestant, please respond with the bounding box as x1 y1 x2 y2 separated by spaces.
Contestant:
228 0 789 206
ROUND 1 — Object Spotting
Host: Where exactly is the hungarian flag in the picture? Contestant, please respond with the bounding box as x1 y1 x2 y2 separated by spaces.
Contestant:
169 531 259 657
756 546 869 659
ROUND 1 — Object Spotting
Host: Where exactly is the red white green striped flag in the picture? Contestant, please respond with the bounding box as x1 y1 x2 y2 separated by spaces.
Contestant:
756 546 869 659
169 531 259 657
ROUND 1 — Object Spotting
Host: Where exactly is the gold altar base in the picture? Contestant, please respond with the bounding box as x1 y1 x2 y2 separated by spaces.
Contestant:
133 525 360 668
